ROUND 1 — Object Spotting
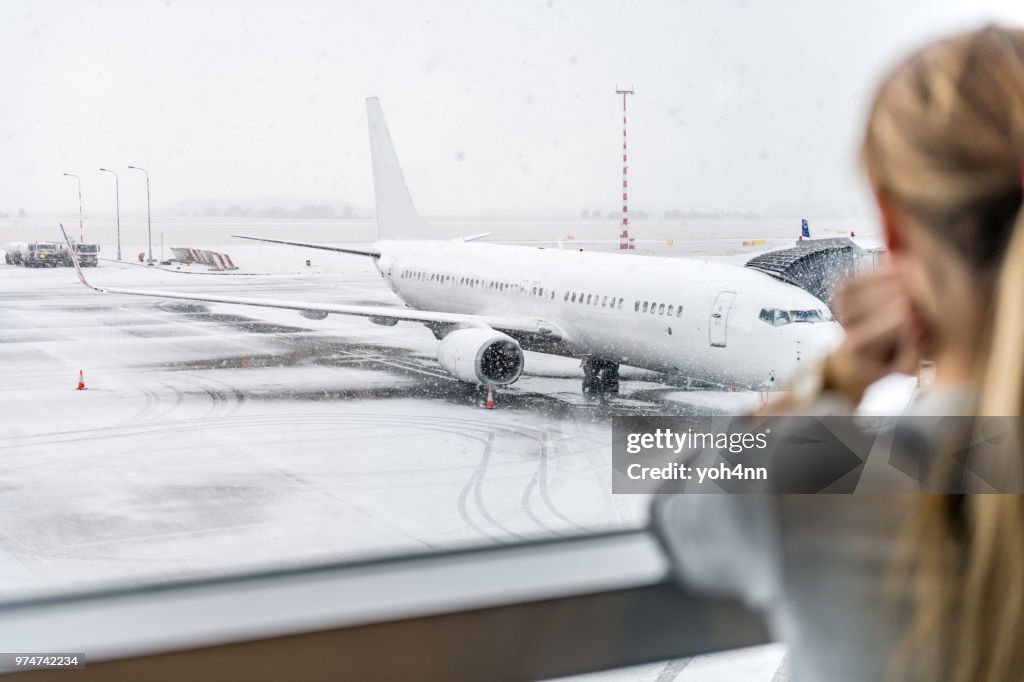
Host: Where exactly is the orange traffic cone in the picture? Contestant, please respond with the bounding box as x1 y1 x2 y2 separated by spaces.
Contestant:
76 370 86 391
485 385 495 409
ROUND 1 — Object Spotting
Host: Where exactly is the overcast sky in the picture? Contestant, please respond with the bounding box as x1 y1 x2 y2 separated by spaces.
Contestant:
3 0 1023 218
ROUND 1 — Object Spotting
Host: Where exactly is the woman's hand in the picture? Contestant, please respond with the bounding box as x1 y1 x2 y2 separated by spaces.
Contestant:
823 266 924 403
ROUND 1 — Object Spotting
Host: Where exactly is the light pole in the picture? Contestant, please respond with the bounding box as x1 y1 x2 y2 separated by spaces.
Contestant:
128 165 152 264
62 172 84 242
99 168 121 260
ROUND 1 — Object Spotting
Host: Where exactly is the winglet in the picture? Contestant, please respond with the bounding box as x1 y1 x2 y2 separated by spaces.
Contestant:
366 97 428 240
60 223 98 290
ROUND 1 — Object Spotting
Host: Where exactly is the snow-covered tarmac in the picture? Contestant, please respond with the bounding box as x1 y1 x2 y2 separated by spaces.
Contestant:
0 218 890 680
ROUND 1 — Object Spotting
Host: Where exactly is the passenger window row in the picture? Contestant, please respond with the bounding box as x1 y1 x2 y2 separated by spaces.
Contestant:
400 270 639 312
529 285 556 300
399 270 557 300
563 291 625 309
635 300 684 317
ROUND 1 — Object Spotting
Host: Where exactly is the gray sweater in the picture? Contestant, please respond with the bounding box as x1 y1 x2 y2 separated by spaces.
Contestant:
649 390 974 681
652 494 914 681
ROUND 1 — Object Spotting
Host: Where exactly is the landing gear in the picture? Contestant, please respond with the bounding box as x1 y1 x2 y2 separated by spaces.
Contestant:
582 357 620 398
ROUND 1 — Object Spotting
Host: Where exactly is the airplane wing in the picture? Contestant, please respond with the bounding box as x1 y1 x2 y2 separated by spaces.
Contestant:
232 235 380 257
60 226 560 338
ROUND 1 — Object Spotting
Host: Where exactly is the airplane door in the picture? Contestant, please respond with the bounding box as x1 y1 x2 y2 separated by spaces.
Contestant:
709 291 737 348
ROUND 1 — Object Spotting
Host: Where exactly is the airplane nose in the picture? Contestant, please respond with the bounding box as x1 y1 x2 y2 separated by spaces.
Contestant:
807 322 844 361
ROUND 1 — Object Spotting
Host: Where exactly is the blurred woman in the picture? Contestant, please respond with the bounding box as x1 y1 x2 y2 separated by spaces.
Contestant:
653 25 1024 682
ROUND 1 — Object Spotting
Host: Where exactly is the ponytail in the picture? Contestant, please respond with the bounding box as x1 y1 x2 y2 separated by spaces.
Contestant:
943 192 1024 682
896 195 1024 682
864 26 1024 682
979 191 1024 416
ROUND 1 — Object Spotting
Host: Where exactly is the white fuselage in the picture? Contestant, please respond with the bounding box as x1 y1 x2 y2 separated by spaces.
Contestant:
374 240 842 390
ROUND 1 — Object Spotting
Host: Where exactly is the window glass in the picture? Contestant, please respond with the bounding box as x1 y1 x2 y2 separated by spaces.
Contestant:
1 17 934 681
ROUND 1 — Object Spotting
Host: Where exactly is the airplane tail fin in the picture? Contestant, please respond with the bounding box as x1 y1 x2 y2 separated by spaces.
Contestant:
366 98 427 240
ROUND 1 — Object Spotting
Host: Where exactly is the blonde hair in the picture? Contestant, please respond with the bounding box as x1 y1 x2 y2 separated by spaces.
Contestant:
862 25 1024 682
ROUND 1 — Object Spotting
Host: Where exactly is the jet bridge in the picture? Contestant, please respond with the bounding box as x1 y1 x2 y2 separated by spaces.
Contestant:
744 237 872 311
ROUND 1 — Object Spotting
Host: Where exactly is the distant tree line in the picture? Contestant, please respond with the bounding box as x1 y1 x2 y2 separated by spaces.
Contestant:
579 208 761 220
178 204 360 219
662 208 760 219
580 209 651 220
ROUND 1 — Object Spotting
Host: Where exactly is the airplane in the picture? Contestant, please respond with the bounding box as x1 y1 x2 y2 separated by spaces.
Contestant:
61 98 842 398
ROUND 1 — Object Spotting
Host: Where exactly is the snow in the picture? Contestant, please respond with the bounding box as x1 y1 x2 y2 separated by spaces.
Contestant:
0 217 888 681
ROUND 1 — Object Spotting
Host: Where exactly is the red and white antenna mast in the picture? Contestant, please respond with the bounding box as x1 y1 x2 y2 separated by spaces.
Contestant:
616 85 635 250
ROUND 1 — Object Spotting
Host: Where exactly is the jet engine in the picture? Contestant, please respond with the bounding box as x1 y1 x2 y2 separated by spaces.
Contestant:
437 328 524 386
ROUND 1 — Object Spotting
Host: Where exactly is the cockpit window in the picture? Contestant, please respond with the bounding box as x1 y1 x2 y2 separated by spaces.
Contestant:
759 308 828 326
789 309 823 323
